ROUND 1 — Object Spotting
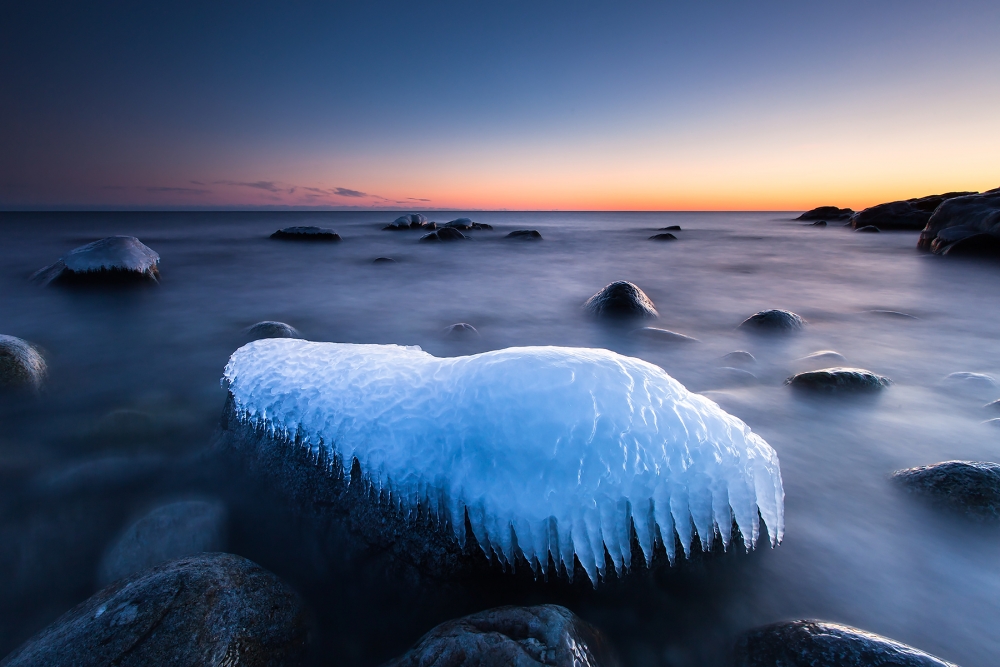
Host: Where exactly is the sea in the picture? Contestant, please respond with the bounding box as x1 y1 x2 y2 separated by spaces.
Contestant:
1 210 998 666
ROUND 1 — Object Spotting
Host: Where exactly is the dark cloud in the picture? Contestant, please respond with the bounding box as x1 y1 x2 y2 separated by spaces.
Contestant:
334 187 367 198
407 197 431 202
146 186 210 194
214 180 283 193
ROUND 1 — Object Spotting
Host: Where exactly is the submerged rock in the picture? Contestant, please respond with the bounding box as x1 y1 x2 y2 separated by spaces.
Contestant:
659 225 682 231
219 340 784 584
31 236 160 286
722 351 756 367
270 226 341 241
942 371 997 396
383 605 619 667
795 350 847 366
373 257 397 263
420 228 469 242
630 327 698 344
918 190 1000 255
855 225 880 233
0 335 46 392
786 367 891 393
809 220 827 227
442 323 480 339
735 619 957 667
797 206 853 221
97 500 228 585
506 229 542 240
738 309 804 332
985 399 1000 412
245 321 301 340
852 192 976 231
648 233 677 241
714 367 759 387
892 461 1000 519
1 553 308 667
584 281 658 319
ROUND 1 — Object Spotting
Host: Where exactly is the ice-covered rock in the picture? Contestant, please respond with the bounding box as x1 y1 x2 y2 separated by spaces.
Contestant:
270 226 341 241
98 500 228 585
383 605 619 667
384 214 429 230
796 206 853 221
892 461 1000 519
1 553 308 667
584 282 658 319
31 236 160 286
506 229 542 240
648 233 677 241
246 321 301 340
444 217 475 230
786 368 891 393
220 340 784 584
918 189 1000 255
735 620 957 667
739 309 804 332
0 335 46 392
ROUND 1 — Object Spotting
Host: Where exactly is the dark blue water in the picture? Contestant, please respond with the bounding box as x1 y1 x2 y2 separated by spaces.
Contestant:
1 211 998 666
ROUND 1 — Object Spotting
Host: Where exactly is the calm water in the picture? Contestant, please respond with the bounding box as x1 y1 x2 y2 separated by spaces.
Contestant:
1 211 998 666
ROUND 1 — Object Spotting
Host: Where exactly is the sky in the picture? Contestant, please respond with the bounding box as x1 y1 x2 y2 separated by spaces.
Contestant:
1 0 998 211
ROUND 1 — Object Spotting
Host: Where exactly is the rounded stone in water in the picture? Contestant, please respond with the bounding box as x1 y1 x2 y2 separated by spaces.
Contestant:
0 335 46 392
246 321 301 340
739 309 804 331
786 367 891 392
892 461 1000 519
583 281 658 318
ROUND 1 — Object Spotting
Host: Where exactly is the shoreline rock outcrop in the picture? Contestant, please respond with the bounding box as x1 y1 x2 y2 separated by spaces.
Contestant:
796 206 853 221
31 236 160 286
916 189 1000 255
852 192 977 231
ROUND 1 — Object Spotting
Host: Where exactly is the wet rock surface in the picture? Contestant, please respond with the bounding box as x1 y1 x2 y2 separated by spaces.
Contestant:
0 336 46 392
852 192 976 231
246 321 301 340
31 236 161 286
1 553 308 667
649 233 677 241
734 619 957 667
797 206 854 221
421 228 469 242
738 309 804 332
892 461 1000 519
583 281 658 319
786 368 891 393
97 500 228 586
506 229 542 239
382 605 619 667
917 190 1000 255
270 226 341 241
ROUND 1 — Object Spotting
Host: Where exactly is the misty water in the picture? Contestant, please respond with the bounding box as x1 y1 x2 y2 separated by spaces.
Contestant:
1 211 998 666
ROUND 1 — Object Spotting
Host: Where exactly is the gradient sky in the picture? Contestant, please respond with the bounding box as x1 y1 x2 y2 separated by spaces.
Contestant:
2 0 998 211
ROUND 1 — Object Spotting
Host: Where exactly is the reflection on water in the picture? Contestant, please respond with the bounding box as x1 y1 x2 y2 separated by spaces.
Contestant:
1 211 998 666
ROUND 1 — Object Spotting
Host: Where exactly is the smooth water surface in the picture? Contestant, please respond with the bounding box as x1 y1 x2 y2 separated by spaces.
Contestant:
1 211 998 666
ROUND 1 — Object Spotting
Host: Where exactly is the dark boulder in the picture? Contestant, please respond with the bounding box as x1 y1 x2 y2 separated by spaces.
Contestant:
245 321 301 340
383 605 619 667
786 367 891 392
658 225 682 231
31 236 161 286
97 500 228 586
506 230 542 240
738 309 804 332
443 218 475 230
0 553 309 667
373 257 397 263
270 226 341 241
916 190 1000 254
0 335 46 392
421 228 469 242
855 225 880 233
630 327 698 344
892 461 1000 519
734 619 956 667
583 281 658 319
442 323 480 339
648 233 677 241
473 222 493 230
797 206 853 221
852 192 977 231
384 214 429 230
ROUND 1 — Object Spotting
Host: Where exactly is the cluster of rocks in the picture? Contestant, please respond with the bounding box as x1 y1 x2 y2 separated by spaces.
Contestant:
649 224 682 241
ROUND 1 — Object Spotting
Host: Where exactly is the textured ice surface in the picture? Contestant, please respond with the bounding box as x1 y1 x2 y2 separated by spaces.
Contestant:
223 340 784 583
61 236 159 273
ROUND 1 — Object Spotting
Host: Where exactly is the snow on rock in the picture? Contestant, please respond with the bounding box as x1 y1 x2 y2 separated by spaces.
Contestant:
222 340 784 584
32 236 160 285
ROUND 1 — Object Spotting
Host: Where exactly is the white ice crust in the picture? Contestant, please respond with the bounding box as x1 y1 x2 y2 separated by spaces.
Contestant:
61 236 160 273
223 340 784 583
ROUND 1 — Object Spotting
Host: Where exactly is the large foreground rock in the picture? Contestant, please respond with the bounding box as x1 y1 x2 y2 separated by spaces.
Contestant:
0 553 308 667
583 281 658 318
917 189 1000 255
383 605 619 667
97 500 228 585
892 460 1000 519
31 236 160 286
796 206 853 221
0 335 46 392
735 620 956 667
852 191 977 231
